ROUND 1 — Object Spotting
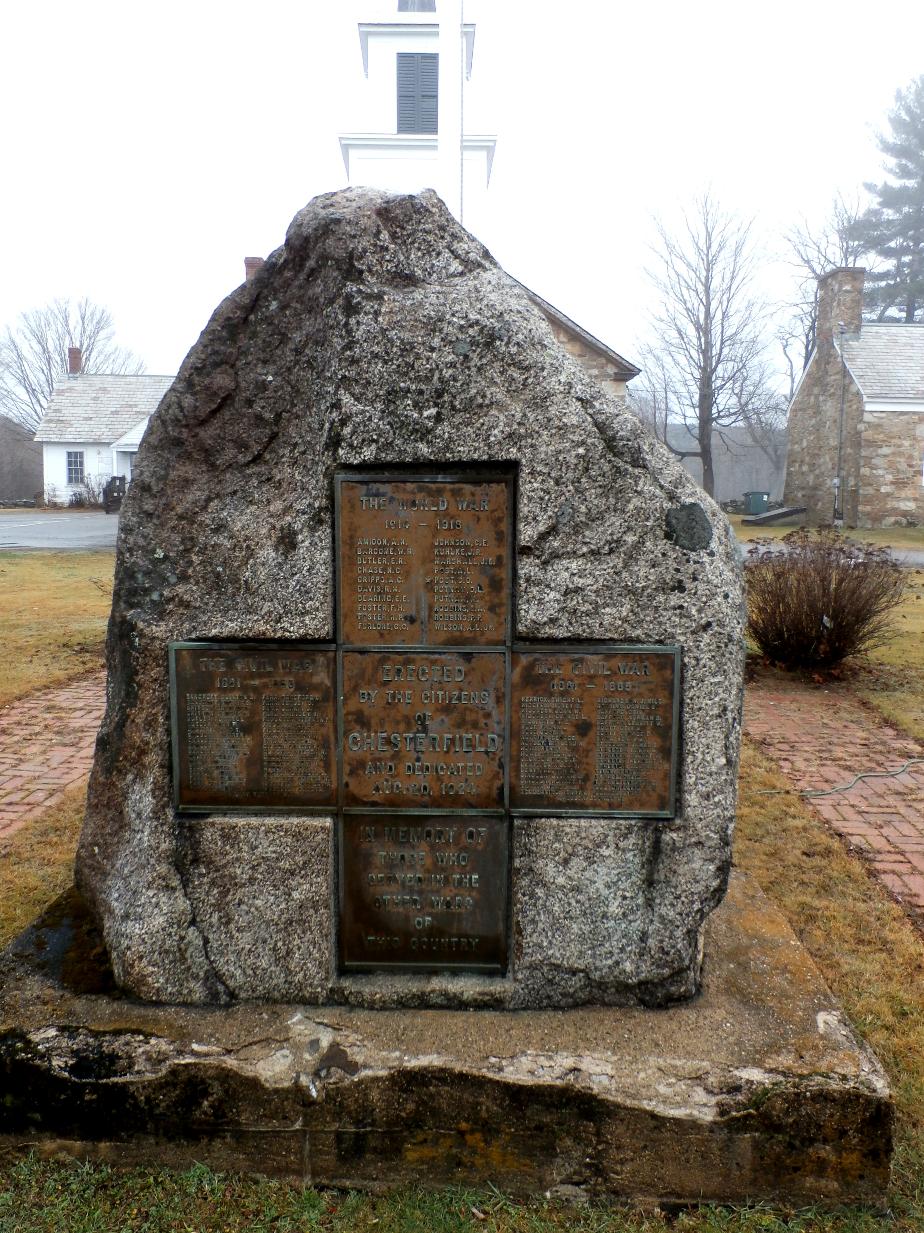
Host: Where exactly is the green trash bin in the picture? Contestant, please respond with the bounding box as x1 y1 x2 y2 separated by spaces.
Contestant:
743 491 770 515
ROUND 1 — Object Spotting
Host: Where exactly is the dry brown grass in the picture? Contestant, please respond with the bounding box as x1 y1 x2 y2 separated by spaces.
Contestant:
0 784 84 949
0 549 114 707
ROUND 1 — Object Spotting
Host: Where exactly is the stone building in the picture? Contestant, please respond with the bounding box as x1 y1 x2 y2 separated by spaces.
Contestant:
784 267 924 527
519 284 638 401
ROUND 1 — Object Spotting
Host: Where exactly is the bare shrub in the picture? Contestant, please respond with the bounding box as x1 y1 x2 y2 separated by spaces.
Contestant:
81 475 105 509
745 529 907 669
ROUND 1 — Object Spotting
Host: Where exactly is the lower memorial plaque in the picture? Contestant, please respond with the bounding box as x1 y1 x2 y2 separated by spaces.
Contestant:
338 814 509 971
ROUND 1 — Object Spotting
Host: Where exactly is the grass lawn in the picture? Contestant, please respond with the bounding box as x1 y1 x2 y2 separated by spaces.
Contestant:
849 568 924 743
729 514 924 553
0 550 114 707
2 546 924 1227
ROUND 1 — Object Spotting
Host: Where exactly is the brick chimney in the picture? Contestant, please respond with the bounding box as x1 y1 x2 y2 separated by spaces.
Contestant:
67 346 82 376
244 257 264 282
816 267 865 347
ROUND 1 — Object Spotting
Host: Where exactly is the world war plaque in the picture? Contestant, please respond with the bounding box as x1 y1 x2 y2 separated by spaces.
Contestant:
336 471 513 647
169 468 682 975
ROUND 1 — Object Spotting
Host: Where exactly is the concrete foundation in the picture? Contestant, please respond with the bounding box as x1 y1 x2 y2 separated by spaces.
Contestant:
0 872 892 1206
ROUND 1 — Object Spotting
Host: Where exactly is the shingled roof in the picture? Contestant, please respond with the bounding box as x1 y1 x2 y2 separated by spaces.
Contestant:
839 324 924 402
34 374 174 443
515 282 640 381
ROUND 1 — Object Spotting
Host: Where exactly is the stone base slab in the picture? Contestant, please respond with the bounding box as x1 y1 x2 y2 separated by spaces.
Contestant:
0 873 892 1207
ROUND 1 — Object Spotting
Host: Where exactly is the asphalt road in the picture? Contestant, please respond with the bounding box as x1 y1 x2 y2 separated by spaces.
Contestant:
0 511 119 551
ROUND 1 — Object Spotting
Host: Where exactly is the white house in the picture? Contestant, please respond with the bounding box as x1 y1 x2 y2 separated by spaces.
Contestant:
34 348 172 504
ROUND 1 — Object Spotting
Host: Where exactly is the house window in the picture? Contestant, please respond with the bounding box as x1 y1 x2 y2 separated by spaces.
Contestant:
66 450 85 486
397 52 438 133
398 0 435 9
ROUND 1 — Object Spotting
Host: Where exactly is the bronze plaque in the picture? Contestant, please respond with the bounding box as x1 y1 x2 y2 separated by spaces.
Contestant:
341 650 506 809
509 646 680 816
338 814 508 970
336 472 512 646
169 642 337 812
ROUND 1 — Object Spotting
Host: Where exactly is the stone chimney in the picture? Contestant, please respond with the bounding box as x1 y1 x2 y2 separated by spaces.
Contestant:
816 267 865 347
244 257 264 282
67 346 82 376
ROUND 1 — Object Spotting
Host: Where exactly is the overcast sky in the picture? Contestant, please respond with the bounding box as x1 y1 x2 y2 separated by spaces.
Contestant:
2 0 923 378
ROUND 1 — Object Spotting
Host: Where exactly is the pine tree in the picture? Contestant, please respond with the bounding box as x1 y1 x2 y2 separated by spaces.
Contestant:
857 75 924 322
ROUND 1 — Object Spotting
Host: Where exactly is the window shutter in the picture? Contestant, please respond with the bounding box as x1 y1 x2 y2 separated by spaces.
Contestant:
397 53 419 133
418 53 438 133
396 52 438 134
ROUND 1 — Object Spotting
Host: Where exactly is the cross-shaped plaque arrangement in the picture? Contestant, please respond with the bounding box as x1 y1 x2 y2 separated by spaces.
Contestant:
169 470 681 975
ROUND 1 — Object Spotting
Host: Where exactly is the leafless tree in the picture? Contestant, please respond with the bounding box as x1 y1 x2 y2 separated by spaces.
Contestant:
645 195 774 498
780 194 868 392
787 194 867 278
0 298 143 431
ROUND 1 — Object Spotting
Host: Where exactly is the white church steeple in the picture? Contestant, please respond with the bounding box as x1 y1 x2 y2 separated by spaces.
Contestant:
339 0 495 229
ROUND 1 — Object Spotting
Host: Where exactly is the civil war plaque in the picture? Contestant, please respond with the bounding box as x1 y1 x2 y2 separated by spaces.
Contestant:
336 472 513 646
340 650 506 809
170 642 337 811
338 814 508 971
509 646 680 816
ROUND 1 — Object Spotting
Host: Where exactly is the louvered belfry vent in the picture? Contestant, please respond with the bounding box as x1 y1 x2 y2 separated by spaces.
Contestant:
397 52 438 133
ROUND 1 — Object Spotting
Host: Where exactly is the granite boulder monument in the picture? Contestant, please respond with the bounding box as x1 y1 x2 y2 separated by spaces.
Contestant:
76 188 744 1008
0 190 893 1205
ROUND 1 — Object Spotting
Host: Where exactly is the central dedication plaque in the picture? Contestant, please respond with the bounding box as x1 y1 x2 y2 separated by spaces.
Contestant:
169 468 683 976
340 650 506 809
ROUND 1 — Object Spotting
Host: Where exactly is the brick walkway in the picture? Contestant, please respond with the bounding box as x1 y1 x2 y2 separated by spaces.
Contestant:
0 673 106 841
745 673 924 917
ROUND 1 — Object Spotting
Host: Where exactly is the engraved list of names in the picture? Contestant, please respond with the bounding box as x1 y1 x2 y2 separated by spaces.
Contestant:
169 644 337 811
336 474 512 646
